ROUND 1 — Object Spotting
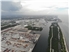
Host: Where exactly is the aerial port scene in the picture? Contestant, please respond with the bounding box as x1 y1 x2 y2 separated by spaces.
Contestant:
1 15 69 52
1 0 69 52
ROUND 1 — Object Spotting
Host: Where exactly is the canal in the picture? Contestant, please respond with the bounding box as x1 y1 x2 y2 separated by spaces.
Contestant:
32 15 69 52
32 21 51 52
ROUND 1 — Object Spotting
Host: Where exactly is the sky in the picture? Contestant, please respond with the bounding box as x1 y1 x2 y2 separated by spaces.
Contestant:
1 0 68 15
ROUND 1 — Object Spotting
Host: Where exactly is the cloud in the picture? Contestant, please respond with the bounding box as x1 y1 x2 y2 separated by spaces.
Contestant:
1 0 68 15
1 1 22 11
19 0 68 11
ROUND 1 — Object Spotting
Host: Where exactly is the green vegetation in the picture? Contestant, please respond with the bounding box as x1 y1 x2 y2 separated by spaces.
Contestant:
47 23 67 52
25 25 43 31
1 24 17 30
52 26 59 52
47 26 52 52
59 28 66 52
47 24 59 52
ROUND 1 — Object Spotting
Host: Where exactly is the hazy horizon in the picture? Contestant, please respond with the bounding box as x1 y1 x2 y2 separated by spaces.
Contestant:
1 0 68 16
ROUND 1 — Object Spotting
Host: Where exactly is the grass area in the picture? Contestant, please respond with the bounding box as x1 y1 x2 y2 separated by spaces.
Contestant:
52 26 59 52
59 28 66 52
47 24 59 52
47 23 61 52
25 25 43 31
47 26 52 52
47 23 67 52
1 24 17 30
